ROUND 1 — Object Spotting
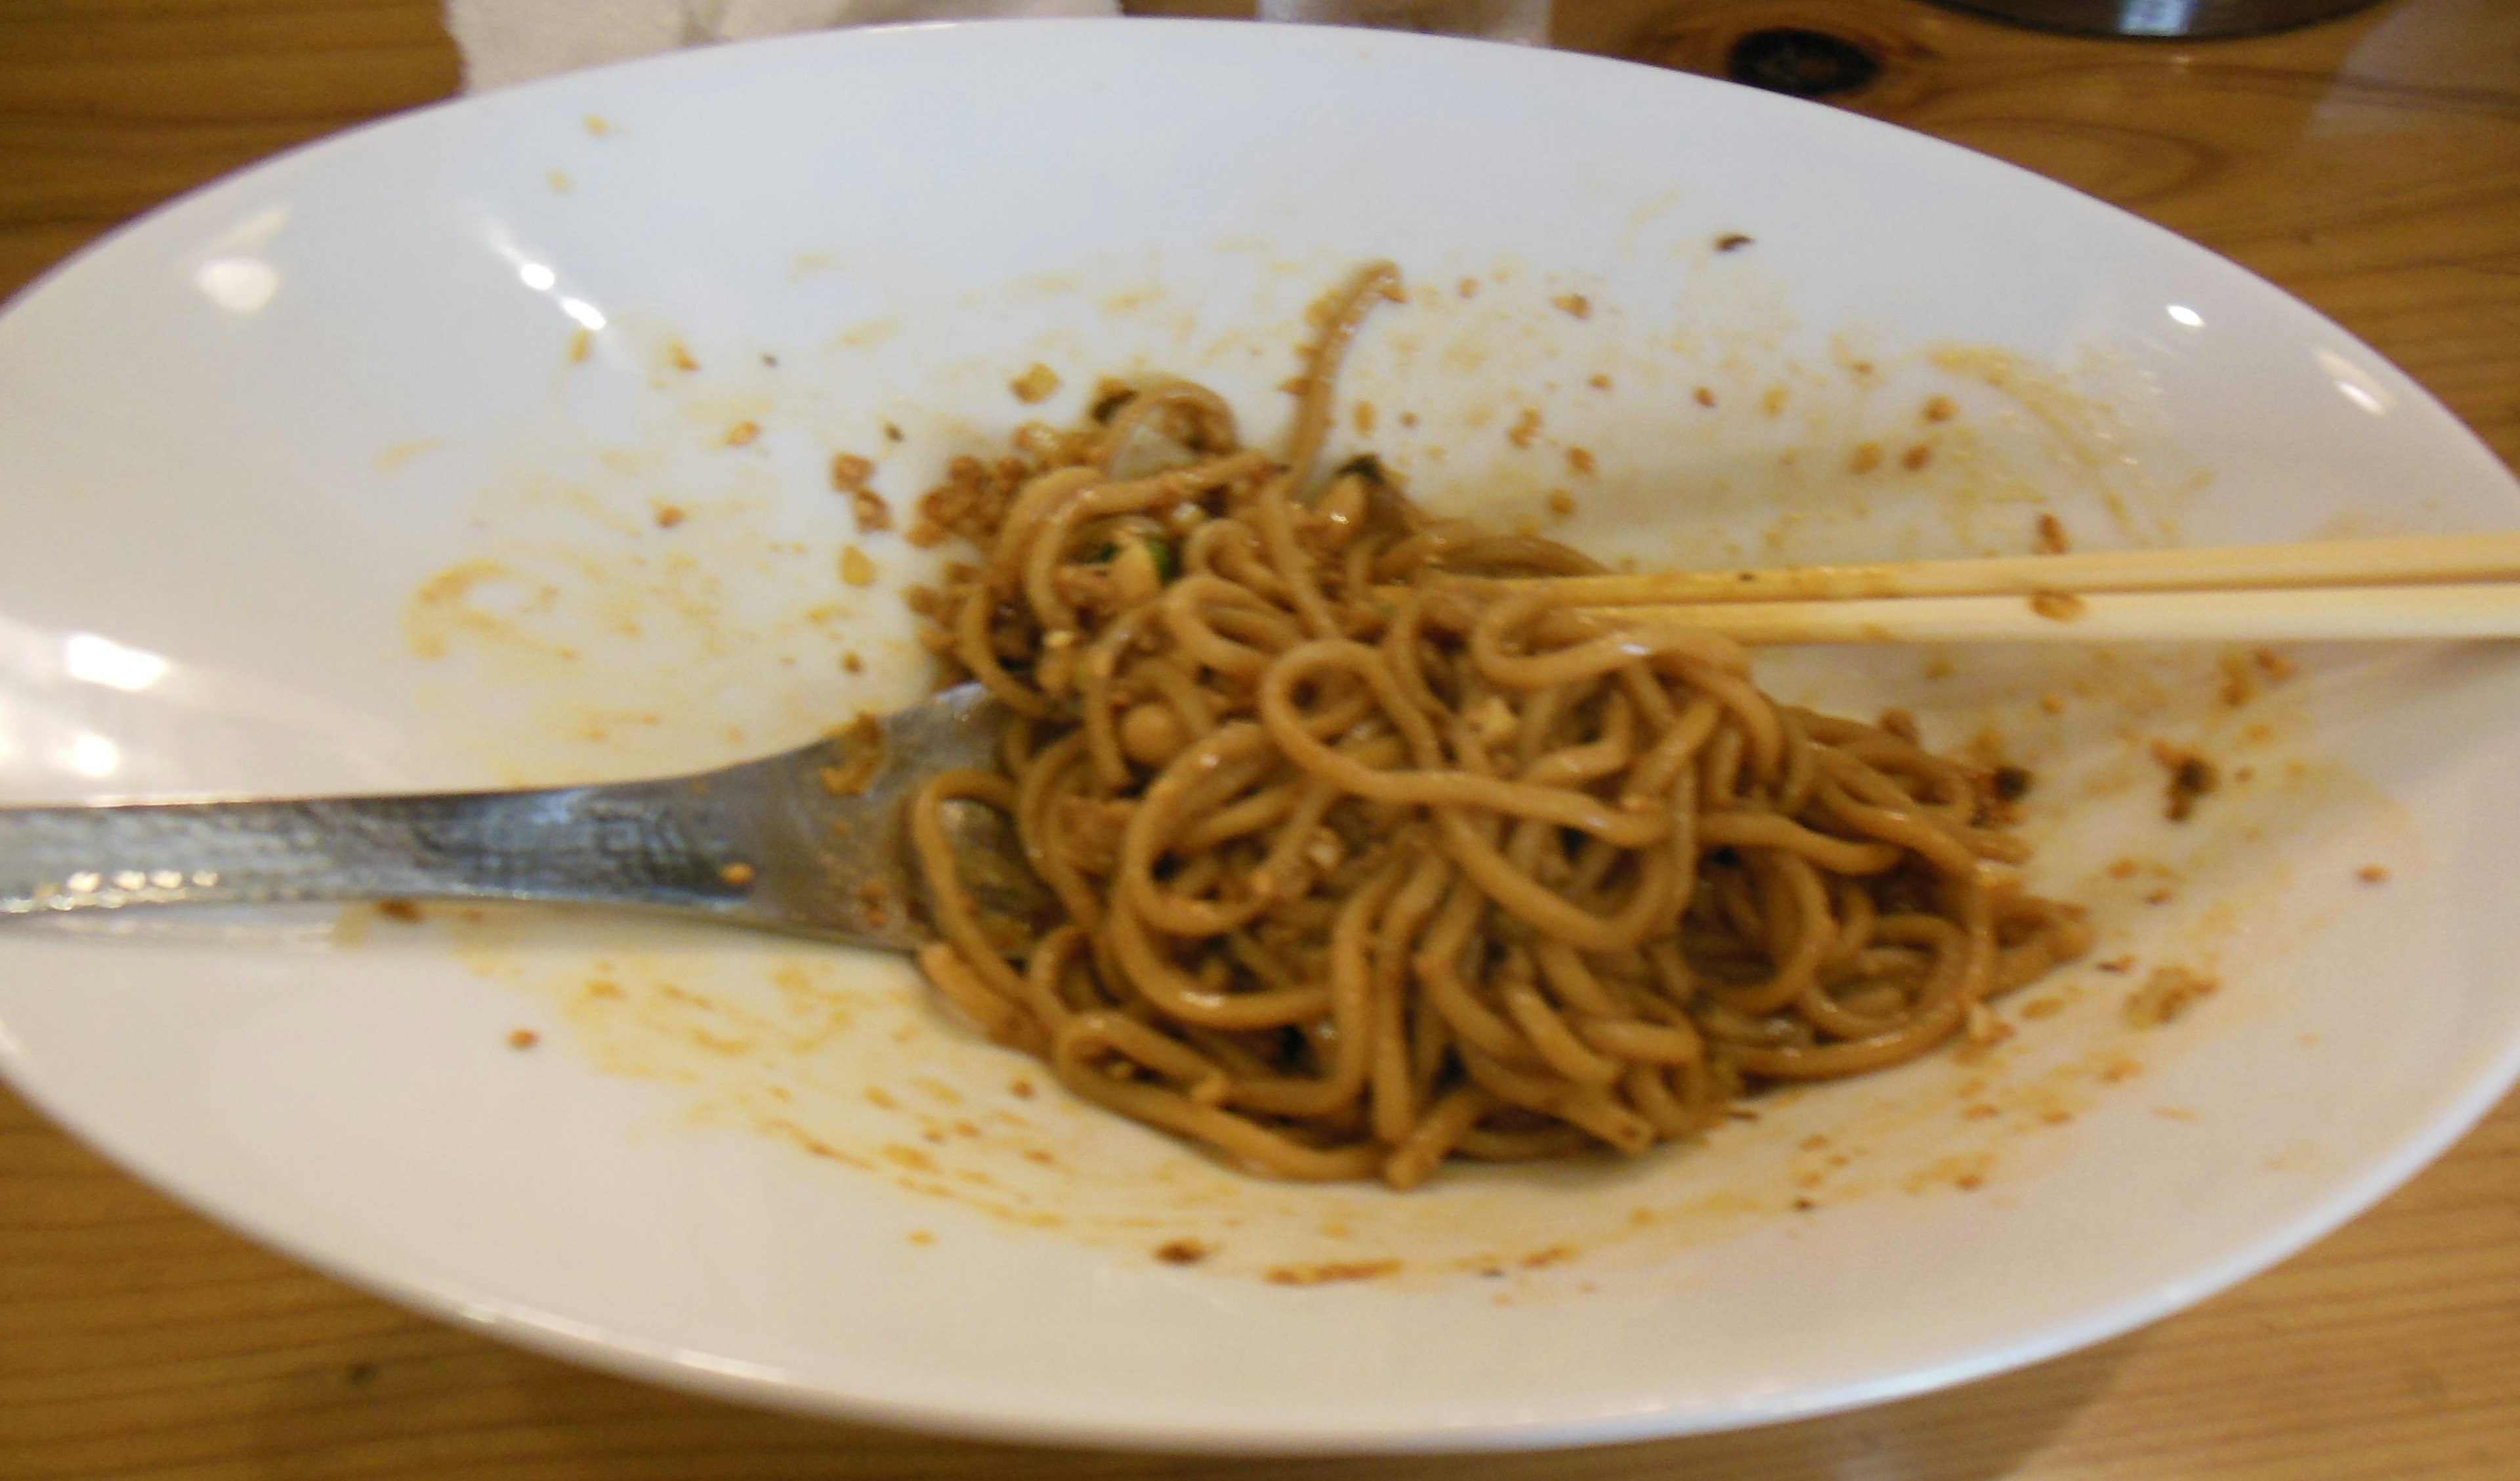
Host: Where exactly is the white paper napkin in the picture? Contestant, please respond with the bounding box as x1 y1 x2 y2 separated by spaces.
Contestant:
446 0 1122 92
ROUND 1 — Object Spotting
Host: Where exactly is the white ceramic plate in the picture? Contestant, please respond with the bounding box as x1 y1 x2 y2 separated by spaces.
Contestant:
3 20 2517 1453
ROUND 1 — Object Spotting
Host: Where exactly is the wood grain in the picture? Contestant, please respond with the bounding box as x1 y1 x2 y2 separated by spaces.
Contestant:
0 0 457 295
1572 0 2520 466
3 2 2518 1477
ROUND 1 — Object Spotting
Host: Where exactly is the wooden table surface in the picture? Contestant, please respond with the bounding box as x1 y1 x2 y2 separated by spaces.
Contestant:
3 1 2515 1476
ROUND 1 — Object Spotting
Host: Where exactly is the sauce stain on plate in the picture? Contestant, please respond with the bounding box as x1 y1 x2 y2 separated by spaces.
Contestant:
392 256 2396 1289
404 635 2392 1291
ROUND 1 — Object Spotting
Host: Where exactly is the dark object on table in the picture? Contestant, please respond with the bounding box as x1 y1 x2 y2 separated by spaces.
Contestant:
1727 28 1881 96
1924 0 2384 37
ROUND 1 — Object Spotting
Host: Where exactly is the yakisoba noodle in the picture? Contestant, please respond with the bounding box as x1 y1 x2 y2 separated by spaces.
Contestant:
907 263 2090 1188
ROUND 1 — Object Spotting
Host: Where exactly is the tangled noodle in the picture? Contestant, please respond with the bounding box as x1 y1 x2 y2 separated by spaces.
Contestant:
905 264 2088 1188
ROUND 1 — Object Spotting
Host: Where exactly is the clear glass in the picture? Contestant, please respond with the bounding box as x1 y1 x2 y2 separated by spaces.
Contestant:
1254 0 1551 45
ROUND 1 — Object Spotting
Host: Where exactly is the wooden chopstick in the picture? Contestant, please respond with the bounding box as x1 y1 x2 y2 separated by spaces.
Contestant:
1595 583 2520 644
1510 532 2520 608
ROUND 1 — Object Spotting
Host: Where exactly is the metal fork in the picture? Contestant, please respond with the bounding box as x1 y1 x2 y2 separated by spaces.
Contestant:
0 684 1043 949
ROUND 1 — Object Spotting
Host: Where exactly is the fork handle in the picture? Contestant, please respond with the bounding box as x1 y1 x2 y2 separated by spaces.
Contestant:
0 782 748 917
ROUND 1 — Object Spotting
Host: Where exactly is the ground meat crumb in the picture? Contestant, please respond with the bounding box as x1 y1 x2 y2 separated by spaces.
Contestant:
507 1028 539 1051
2357 864 2390 884
2125 965 2219 1026
850 486 892 535
1010 363 1061 404
820 713 887 797
1876 707 1920 744
1507 407 1543 449
2029 590 2086 622
2035 514 2070 554
1089 380 1136 423
2219 649 2261 707
1552 293 1591 319
377 900 423 924
1715 233 1754 252
1693 386 1717 408
1154 1239 1212 1266
2152 741 2219 822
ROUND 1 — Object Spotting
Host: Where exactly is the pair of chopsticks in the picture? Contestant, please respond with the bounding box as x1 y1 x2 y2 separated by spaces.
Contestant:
1506 532 2520 644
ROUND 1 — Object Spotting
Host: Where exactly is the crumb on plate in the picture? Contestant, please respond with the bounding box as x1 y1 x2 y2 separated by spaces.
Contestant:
2124 965 2219 1026
1010 363 1061 404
